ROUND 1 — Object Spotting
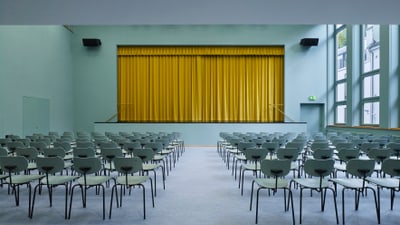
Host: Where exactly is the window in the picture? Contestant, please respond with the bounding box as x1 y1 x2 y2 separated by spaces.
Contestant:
361 24 380 125
334 25 347 124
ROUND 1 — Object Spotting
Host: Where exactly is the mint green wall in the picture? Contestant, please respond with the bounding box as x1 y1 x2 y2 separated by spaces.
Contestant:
71 25 329 131
0 26 74 137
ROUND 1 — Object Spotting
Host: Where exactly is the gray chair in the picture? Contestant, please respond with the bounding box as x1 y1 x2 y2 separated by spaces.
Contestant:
366 159 400 215
31 157 79 219
68 157 114 220
133 147 165 196
291 159 338 224
15 147 39 173
100 147 123 175
239 148 268 195
0 156 44 217
109 157 154 219
329 159 380 225
250 159 295 224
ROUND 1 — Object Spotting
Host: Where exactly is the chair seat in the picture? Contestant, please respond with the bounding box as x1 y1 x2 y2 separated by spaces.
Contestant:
254 178 289 189
77 175 112 185
116 175 150 185
5 174 44 184
235 155 246 161
243 162 261 170
329 178 366 189
366 177 399 188
143 163 161 170
40 175 79 185
293 178 331 188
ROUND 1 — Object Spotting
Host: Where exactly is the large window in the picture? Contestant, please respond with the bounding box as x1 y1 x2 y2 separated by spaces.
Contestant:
334 25 347 124
361 24 380 125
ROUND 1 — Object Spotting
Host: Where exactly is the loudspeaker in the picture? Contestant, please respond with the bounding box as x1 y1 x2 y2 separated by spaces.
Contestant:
82 38 102 47
300 38 319 46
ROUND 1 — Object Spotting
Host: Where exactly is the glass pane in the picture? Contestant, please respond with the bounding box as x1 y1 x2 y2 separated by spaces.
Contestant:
336 105 346 124
336 28 347 80
363 24 380 73
363 102 380 125
363 74 380 98
336 82 347 101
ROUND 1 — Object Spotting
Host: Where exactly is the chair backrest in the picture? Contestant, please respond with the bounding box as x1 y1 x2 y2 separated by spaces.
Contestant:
260 159 291 178
367 148 392 162
312 148 334 159
387 142 400 157
304 159 334 177
6 141 24 152
262 142 280 154
346 159 375 178
100 148 123 161
243 148 268 162
15 147 38 160
76 141 95 149
0 156 28 173
382 159 400 177
43 147 66 158
337 149 360 162
73 147 96 158
36 156 65 174
143 142 163 153
132 148 155 163
73 157 102 175
0 147 8 157
30 141 48 153
276 147 299 161
335 142 356 151
237 142 257 152
53 141 71 152
113 157 143 174
99 141 119 149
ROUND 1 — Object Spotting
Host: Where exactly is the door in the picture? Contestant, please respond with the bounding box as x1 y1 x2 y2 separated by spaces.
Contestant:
23 96 50 136
300 103 324 136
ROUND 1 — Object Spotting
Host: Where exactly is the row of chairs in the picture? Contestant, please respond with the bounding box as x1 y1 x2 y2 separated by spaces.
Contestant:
218 131 400 224
0 131 185 220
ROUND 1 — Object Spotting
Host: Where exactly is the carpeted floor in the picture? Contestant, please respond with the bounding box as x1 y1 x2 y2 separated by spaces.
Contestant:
0 147 398 225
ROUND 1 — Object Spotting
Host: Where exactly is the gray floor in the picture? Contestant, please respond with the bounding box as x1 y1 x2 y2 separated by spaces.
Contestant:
0 147 398 225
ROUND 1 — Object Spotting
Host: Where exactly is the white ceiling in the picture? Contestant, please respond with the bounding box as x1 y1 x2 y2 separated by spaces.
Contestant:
1 0 399 25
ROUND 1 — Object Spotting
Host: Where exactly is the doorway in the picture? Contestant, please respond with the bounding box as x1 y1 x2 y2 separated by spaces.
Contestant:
300 103 325 136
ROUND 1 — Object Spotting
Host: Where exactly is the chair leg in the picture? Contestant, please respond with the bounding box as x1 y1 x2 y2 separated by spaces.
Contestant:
250 180 255 211
328 187 339 224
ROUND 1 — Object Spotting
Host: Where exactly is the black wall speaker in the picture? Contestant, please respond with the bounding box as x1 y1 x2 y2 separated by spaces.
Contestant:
300 38 319 46
82 38 102 47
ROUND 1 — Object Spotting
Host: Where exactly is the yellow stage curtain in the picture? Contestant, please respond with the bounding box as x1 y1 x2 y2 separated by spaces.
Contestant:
118 46 284 122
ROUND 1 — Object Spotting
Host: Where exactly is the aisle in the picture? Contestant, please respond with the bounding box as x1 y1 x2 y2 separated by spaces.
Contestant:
147 147 254 225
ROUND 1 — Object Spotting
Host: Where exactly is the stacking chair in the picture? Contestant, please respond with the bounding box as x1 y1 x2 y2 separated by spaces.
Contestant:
0 156 44 217
387 142 400 159
144 142 168 176
31 157 79 219
291 159 339 224
133 147 165 196
249 159 295 224
123 142 142 157
366 159 400 217
333 148 360 177
262 141 279 160
43 147 73 174
68 157 114 220
234 142 257 179
100 147 123 176
6 141 24 154
109 157 154 219
15 147 39 173
239 148 268 195
367 148 392 177
277 147 301 178
329 159 380 225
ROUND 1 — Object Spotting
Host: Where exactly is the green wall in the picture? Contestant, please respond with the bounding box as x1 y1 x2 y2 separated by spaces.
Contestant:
71 25 329 132
0 25 329 136
0 25 74 137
